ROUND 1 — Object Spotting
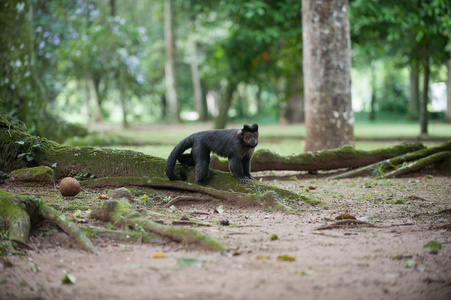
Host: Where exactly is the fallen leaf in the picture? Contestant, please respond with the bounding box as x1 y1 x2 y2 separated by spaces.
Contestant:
335 214 356 220
153 252 166 258
215 205 224 214
62 272 77 284
423 241 442 250
177 258 203 267
277 255 295 261
405 259 415 268
128 264 141 269
300 270 313 276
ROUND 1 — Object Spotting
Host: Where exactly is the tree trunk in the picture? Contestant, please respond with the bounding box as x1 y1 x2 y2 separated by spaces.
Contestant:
302 0 354 152
369 61 376 120
119 84 129 129
445 57 451 123
87 76 104 123
409 61 420 120
0 0 87 143
420 55 430 135
191 51 206 121
214 81 237 129
164 0 179 123
286 74 305 123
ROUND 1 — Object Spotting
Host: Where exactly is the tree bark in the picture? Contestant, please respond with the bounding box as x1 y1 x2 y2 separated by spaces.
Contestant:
445 57 451 123
302 0 354 152
164 0 179 123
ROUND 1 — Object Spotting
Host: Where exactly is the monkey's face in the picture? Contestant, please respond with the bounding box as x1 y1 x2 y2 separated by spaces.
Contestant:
242 131 258 148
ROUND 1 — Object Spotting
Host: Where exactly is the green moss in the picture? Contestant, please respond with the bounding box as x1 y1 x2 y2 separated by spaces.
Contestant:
10 166 55 184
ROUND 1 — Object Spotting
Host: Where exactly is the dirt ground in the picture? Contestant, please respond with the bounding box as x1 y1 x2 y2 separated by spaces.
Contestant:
1 172 450 300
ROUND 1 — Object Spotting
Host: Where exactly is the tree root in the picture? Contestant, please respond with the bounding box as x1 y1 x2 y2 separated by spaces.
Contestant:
0 190 99 255
317 219 376 230
91 200 227 251
80 227 162 244
165 196 213 207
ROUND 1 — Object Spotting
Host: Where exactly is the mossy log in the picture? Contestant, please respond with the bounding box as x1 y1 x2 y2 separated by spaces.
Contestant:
0 190 99 254
210 142 425 172
91 200 227 251
0 127 318 207
330 140 451 179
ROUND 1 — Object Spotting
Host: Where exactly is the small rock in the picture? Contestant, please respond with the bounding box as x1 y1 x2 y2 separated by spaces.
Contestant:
112 187 132 201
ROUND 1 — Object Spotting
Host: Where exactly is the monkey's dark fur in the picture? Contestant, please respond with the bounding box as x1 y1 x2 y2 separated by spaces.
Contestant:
165 124 259 185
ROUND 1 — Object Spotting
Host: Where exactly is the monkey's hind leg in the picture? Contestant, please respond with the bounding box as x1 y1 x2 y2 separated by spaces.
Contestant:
178 153 195 166
194 149 211 186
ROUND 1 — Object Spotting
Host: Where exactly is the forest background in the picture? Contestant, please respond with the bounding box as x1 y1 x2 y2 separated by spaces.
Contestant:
1 0 451 153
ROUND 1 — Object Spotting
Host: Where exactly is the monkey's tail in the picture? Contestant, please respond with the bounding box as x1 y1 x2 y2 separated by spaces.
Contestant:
165 136 193 181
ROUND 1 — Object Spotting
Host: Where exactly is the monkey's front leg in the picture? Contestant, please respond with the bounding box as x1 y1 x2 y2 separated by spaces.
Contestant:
241 157 255 180
229 158 249 183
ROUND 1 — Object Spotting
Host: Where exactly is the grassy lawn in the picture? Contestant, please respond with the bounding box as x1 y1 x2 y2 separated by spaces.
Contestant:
96 121 451 159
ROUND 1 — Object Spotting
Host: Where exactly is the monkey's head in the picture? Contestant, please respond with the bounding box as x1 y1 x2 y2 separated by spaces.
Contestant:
239 123 258 148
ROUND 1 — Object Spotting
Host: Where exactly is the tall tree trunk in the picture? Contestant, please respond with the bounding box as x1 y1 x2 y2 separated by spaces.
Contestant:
369 61 376 120
214 81 237 129
87 76 103 123
445 56 451 123
420 55 430 135
409 61 420 120
302 0 354 152
189 42 205 121
286 75 305 123
119 84 129 129
164 0 179 123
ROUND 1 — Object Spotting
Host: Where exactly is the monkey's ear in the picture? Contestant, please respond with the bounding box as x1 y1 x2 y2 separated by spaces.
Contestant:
243 124 258 132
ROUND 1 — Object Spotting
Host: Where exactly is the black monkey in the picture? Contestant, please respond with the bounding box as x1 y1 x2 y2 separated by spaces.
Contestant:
165 124 259 185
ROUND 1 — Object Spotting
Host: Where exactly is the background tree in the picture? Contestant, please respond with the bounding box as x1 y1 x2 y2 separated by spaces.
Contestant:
302 0 354 151
351 0 451 134
0 0 87 142
164 0 179 123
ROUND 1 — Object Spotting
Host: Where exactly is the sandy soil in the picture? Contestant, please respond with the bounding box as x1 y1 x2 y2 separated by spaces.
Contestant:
1 174 450 300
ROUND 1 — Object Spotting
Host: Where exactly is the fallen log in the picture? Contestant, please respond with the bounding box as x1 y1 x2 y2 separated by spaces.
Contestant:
210 142 425 172
330 140 451 179
380 151 451 178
